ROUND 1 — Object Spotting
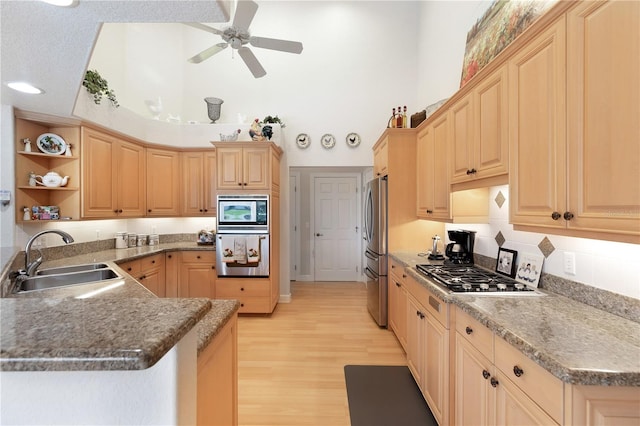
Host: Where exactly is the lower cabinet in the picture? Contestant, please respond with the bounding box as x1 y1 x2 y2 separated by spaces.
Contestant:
197 312 238 426
388 259 408 351
179 251 216 298
165 251 179 297
215 278 272 313
455 307 562 425
118 253 165 297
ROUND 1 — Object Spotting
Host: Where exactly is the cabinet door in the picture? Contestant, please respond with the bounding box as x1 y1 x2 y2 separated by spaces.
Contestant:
82 127 117 218
416 126 432 218
165 252 179 298
116 140 146 217
373 136 389 177
424 313 449 425
182 152 206 215
474 64 509 180
494 370 559 426
450 93 474 183
406 295 424 388
388 273 408 351
146 148 180 216
455 333 494 426
431 114 451 220
217 147 243 190
203 152 218 214
179 262 215 298
509 20 566 228
138 266 164 297
243 147 269 189
566 0 640 235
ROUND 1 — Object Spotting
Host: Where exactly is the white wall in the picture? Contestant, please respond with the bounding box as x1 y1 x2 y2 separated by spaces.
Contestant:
0 105 16 249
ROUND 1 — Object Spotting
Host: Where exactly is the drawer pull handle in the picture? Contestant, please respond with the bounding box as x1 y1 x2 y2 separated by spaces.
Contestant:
428 296 440 312
465 326 473 335
490 377 499 388
482 370 490 380
513 366 524 377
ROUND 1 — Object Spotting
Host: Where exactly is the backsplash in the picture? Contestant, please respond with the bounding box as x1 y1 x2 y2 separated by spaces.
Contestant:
446 185 640 301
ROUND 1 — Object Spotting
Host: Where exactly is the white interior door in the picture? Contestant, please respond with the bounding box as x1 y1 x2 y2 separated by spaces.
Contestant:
313 176 359 281
289 173 299 280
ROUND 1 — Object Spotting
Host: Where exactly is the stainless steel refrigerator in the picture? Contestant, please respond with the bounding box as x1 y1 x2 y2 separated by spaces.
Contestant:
363 176 388 327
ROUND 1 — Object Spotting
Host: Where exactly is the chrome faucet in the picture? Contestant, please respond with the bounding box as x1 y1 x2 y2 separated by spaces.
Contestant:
23 230 74 276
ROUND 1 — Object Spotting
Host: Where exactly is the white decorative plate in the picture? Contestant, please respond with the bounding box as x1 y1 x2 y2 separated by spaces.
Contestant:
36 133 67 155
346 132 361 147
296 133 310 149
321 134 335 149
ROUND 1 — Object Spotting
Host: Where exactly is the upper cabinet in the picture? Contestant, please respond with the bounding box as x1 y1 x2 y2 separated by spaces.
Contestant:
450 65 509 189
81 127 146 218
146 148 181 217
417 115 451 221
14 112 81 222
372 135 389 177
565 0 639 239
181 151 217 216
510 0 639 242
216 144 270 190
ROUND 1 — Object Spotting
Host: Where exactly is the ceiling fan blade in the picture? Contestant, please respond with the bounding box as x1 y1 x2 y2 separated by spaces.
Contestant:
238 47 266 78
250 36 303 54
188 43 228 64
184 22 223 36
233 0 259 32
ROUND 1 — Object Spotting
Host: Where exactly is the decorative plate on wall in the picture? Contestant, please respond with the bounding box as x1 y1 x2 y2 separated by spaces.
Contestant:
321 134 335 149
346 132 361 148
296 133 310 149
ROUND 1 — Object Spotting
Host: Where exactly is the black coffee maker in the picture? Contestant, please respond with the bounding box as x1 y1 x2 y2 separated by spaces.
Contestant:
444 229 476 264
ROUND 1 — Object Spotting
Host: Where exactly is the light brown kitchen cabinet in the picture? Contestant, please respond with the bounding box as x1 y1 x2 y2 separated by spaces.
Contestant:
178 251 216 298
372 135 389 177
269 191 281 310
81 127 146 218
455 307 562 425
146 147 180 216
216 144 270 190
416 115 451 221
215 278 272 314
403 274 450 426
197 312 238 426
181 151 217 216
118 254 166 297
164 252 179 298
14 112 81 222
450 65 509 189
565 384 640 426
564 0 640 240
388 259 408 351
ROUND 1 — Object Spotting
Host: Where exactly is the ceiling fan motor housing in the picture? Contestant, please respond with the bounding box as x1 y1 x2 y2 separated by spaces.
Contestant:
223 27 250 49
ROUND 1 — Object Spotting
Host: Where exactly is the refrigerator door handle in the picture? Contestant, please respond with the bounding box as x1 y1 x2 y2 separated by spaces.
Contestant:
364 266 378 281
364 250 378 261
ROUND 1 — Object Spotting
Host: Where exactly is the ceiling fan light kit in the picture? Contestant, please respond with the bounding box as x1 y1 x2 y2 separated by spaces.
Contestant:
186 0 303 78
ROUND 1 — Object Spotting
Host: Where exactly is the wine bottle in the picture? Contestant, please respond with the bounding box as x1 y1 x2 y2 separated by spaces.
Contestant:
391 107 396 128
403 106 408 128
396 106 403 128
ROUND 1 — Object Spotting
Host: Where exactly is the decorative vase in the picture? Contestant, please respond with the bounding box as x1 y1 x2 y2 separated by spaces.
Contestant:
204 97 224 123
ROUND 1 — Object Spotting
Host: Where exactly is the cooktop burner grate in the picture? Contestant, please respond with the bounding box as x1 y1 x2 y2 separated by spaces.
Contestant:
416 264 542 295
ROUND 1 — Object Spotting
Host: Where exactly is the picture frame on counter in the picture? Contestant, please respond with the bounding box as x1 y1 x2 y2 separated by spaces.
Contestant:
496 247 517 278
515 252 544 288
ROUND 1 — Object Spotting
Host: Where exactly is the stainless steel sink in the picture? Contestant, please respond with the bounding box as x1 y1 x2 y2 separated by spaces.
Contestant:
36 263 110 276
15 268 123 293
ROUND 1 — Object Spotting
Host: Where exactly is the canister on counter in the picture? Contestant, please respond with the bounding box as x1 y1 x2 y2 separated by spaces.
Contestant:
149 234 160 246
115 232 128 249
127 233 137 248
137 234 148 246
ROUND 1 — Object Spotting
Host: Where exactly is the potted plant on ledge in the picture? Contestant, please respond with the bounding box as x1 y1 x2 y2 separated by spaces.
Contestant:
83 70 119 107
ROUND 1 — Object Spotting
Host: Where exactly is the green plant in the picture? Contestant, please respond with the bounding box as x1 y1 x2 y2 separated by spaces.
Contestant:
261 115 285 128
83 70 119 107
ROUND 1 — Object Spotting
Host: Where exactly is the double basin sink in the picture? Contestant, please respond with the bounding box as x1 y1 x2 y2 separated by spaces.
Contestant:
14 263 123 293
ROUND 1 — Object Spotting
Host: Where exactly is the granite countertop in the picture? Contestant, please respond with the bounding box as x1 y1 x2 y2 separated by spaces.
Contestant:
0 242 239 372
390 252 640 387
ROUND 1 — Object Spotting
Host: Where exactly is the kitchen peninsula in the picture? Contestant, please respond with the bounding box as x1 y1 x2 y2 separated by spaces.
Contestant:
0 241 239 426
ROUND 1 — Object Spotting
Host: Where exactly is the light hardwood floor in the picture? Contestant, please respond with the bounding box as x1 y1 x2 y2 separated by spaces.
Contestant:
237 281 407 426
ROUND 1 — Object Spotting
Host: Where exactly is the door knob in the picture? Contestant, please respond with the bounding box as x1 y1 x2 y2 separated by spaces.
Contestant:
316 233 323 237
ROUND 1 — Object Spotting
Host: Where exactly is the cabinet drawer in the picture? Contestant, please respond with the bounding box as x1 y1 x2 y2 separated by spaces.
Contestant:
140 253 164 271
389 258 406 280
118 259 140 275
494 336 563 423
182 251 215 264
406 275 449 328
235 296 271 314
456 308 494 361
216 279 270 297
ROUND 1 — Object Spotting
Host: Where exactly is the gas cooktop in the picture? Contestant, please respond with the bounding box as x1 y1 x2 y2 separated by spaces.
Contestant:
416 264 544 296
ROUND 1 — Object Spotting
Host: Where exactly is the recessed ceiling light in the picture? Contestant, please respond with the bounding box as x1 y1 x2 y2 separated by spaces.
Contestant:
41 0 77 6
7 82 45 95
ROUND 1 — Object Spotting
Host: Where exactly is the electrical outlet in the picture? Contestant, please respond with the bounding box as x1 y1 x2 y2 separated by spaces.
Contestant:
96 230 101 240
564 252 576 275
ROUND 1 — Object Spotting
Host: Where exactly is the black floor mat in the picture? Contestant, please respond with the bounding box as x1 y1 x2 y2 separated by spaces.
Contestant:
344 365 438 426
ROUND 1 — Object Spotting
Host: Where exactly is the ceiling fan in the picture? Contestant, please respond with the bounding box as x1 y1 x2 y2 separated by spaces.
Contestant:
185 0 303 78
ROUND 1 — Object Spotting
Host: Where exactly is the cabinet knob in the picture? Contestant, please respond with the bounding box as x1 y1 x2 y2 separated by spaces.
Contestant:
197 255 201 259
513 365 524 377
151 260 155 264
199 209 204 212
402 274 407 278
395 282 401 287
212 266 215 269
238 183 242 186
243 183 247 186
465 326 473 335
204 209 208 212
551 211 561 220
490 377 499 388
240 303 244 307
316 233 323 237
482 370 490 380
119 209 123 213
426 209 433 214
168 255 172 259
127 267 132 271
563 211 574 221
148 209 152 213
240 287 245 291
